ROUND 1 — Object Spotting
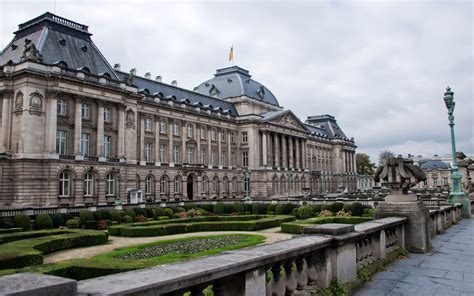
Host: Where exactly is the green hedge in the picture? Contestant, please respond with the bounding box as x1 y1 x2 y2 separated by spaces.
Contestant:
281 216 372 234
0 230 108 270
0 229 72 245
109 215 295 237
0 228 22 234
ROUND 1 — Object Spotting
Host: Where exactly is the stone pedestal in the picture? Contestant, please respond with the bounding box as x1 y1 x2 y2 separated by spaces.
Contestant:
449 194 471 219
374 194 430 253
0 272 77 296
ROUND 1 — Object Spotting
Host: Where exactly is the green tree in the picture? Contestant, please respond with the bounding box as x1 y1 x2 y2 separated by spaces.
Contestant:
378 150 395 165
356 153 375 175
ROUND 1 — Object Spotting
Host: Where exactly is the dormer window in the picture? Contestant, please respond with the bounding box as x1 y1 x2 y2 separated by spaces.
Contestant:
58 39 66 46
81 45 88 52
257 85 265 99
209 85 219 97
11 44 17 50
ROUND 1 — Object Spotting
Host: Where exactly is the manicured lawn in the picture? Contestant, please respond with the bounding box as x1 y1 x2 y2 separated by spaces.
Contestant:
0 233 265 280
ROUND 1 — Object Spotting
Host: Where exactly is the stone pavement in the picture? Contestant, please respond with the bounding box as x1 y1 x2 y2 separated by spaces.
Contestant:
356 216 474 296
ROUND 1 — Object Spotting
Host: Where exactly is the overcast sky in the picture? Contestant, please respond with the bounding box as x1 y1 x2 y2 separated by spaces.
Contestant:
1 0 472 163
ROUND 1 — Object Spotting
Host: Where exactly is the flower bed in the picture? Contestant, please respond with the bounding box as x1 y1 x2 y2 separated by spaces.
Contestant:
281 216 372 234
0 230 108 270
108 215 295 237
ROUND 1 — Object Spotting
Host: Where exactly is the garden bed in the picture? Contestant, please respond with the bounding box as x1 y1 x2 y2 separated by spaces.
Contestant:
108 215 295 237
281 216 372 234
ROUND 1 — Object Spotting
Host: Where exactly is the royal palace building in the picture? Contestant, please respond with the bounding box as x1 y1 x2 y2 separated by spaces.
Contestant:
0 13 358 208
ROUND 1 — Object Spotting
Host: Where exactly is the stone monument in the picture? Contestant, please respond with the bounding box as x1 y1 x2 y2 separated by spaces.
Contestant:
373 156 431 253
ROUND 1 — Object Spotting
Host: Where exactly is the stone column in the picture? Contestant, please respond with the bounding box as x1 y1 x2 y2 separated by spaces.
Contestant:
217 128 222 168
97 103 104 160
227 130 232 167
262 131 267 167
168 119 173 166
0 91 12 153
117 105 125 158
273 133 279 168
353 152 357 174
295 138 300 169
181 121 186 163
281 135 287 169
155 118 160 165
44 91 58 155
289 137 294 169
73 98 82 159
139 116 145 165
207 126 212 168
196 124 201 164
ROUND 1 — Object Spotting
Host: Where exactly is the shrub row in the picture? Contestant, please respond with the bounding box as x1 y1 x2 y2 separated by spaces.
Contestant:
0 228 22 235
0 229 72 245
281 216 373 234
0 230 108 270
109 215 295 237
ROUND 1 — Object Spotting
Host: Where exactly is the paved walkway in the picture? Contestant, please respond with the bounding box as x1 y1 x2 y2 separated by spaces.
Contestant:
43 230 292 264
356 217 474 296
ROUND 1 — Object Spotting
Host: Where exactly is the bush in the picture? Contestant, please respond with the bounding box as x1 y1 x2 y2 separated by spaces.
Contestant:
124 209 136 219
110 211 122 223
328 202 344 213
145 208 155 219
61 213 73 224
83 220 99 230
49 213 64 228
14 214 31 231
343 204 352 213
73 217 82 227
233 202 245 214
199 204 214 213
251 203 267 215
122 215 133 223
92 211 102 221
174 207 186 213
283 203 298 215
163 208 174 218
154 208 165 218
99 210 111 221
98 220 108 230
35 214 53 229
319 210 333 217
274 204 284 215
267 204 277 214
336 210 351 217
65 219 79 229
135 215 147 222
297 206 314 219
310 204 322 214
0 228 22 234
79 210 94 222
350 202 364 217
224 204 235 214
133 207 147 218
213 202 225 214
0 217 14 229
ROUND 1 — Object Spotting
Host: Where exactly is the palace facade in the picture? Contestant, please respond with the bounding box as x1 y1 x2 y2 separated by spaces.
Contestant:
0 13 358 208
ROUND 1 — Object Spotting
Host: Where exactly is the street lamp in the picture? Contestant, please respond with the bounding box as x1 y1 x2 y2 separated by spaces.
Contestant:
443 87 470 217
114 169 122 206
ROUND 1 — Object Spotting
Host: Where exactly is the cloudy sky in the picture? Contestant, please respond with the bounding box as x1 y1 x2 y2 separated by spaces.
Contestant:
1 0 472 162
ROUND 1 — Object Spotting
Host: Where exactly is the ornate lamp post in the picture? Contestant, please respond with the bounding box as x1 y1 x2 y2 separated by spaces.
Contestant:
114 169 122 206
443 87 470 218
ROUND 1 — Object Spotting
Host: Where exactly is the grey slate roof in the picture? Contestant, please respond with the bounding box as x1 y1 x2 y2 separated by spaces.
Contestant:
420 160 450 170
305 114 349 140
194 66 280 106
115 71 238 116
0 12 118 79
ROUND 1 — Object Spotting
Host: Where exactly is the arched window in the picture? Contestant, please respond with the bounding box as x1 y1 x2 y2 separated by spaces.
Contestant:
59 172 71 197
145 175 154 195
84 172 94 196
213 176 220 196
232 177 238 194
223 177 229 196
174 176 182 194
106 173 115 196
160 175 169 194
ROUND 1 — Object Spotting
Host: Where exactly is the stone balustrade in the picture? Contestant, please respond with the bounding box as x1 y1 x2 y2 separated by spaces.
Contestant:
428 203 462 237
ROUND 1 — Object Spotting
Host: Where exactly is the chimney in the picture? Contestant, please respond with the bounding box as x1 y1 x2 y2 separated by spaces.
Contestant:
155 76 162 82
114 63 121 71
145 72 151 79
171 80 178 86
130 68 137 76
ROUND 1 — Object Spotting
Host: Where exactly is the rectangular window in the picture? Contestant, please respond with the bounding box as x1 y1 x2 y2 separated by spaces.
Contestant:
160 120 167 134
145 142 153 162
145 118 153 132
173 122 179 136
211 128 216 141
231 152 235 167
56 130 67 155
433 178 438 187
443 177 449 186
201 148 207 164
221 151 227 166
187 146 194 163
242 151 248 167
103 135 111 158
201 126 206 139
211 149 216 166
230 132 235 143
103 107 111 122
221 130 226 142
57 99 67 115
187 124 193 138
80 133 90 156
81 103 90 119
242 132 248 143
174 145 180 163
159 144 166 162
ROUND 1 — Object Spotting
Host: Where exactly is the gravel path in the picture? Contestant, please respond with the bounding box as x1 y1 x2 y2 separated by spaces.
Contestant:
43 230 292 264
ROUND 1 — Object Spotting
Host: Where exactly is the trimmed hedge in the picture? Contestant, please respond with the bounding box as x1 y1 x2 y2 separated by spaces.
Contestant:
0 228 22 234
14 214 31 231
0 217 14 229
79 210 94 222
49 213 64 228
35 214 53 230
0 229 72 245
108 215 295 237
0 230 108 270
281 216 373 234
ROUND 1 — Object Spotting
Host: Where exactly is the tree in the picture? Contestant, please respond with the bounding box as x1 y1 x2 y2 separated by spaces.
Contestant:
356 153 376 175
378 150 395 165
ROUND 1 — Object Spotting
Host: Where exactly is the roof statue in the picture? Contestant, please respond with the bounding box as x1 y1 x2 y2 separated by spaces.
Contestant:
20 39 43 62
374 156 426 194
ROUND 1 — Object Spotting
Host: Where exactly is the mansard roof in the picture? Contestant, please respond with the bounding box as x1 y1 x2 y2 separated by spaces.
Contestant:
305 114 351 141
194 66 280 107
116 71 238 116
0 12 118 79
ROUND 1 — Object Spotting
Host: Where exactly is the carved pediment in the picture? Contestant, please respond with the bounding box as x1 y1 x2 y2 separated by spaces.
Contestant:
268 112 306 131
